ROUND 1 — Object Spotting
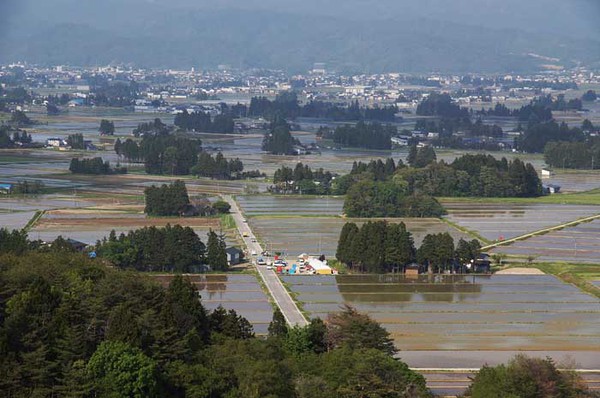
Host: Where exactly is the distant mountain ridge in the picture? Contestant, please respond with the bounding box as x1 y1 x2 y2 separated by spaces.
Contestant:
1 1 598 73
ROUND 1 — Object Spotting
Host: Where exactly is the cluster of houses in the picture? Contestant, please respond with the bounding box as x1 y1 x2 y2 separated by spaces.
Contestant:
391 130 517 150
45 137 97 151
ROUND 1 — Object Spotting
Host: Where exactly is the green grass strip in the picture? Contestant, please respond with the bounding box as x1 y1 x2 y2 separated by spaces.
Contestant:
23 210 45 232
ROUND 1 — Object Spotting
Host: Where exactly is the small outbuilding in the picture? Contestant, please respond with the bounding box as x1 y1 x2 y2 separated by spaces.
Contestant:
404 263 423 276
226 247 244 265
543 184 561 194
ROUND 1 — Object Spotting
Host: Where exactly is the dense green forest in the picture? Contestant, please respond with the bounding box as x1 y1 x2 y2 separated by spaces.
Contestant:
94 225 209 272
98 119 115 135
318 121 395 150
544 139 600 169
116 118 199 175
267 151 540 217
192 152 264 180
0 229 595 397
174 110 235 134
271 163 335 194
340 152 541 217
337 221 482 273
69 157 127 175
409 93 596 153
262 118 300 155
0 125 32 148
84 79 139 107
465 355 596 398
518 121 585 153
343 180 446 218
399 154 543 198
0 248 432 397
144 181 190 217
66 133 86 150
407 146 437 168
248 92 398 122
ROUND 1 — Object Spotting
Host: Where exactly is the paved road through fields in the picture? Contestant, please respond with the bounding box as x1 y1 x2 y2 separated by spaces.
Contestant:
222 195 307 327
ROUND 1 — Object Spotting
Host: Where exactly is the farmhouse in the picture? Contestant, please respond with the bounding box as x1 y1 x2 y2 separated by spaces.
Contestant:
391 136 409 146
471 254 492 274
66 238 88 252
46 137 66 147
0 183 12 194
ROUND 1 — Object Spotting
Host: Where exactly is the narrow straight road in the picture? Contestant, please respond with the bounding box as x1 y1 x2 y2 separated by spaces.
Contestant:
222 195 308 327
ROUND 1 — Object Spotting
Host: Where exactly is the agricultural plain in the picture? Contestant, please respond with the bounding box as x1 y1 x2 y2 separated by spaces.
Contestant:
443 202 600 242
282 274 600 367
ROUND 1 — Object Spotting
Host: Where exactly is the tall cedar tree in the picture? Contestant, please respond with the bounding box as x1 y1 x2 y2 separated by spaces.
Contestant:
206 229 228 271
268 308 288 338
336 222 359 265
99 119 115 135
325 305 397 356
144 180 190 216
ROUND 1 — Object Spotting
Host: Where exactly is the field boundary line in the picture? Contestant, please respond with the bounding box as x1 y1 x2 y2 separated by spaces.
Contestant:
23 210 45 232
411 367 600 373
482 214 600 251
440 217 491 244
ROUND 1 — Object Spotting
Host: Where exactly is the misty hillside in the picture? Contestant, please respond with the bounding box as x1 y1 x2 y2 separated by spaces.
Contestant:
1 0 599 72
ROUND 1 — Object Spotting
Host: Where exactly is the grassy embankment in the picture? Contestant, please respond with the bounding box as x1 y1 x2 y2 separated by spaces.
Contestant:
439 188 600 206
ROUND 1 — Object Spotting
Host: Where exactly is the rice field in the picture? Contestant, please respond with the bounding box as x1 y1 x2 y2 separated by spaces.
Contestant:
0 210 37 230
492 219 600 264
237 195 344 216
249 217 473 258
0 194 101 212
282 274 600 354
151 274 272 334
29 208 234 245
444 202 600 242
542 171 600 193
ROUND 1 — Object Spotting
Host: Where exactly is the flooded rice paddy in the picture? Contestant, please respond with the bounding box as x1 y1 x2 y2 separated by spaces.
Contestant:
29 209 231 245
282 274 600 353
0 194 100 212
237 195 344 216
444 202 600 241
249 216 472 257
492 218 600 263
152 274 271 334
0 210 36 230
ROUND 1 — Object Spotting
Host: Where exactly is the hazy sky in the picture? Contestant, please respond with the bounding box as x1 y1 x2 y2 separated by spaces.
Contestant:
0 0 598 72
1 0 599 39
